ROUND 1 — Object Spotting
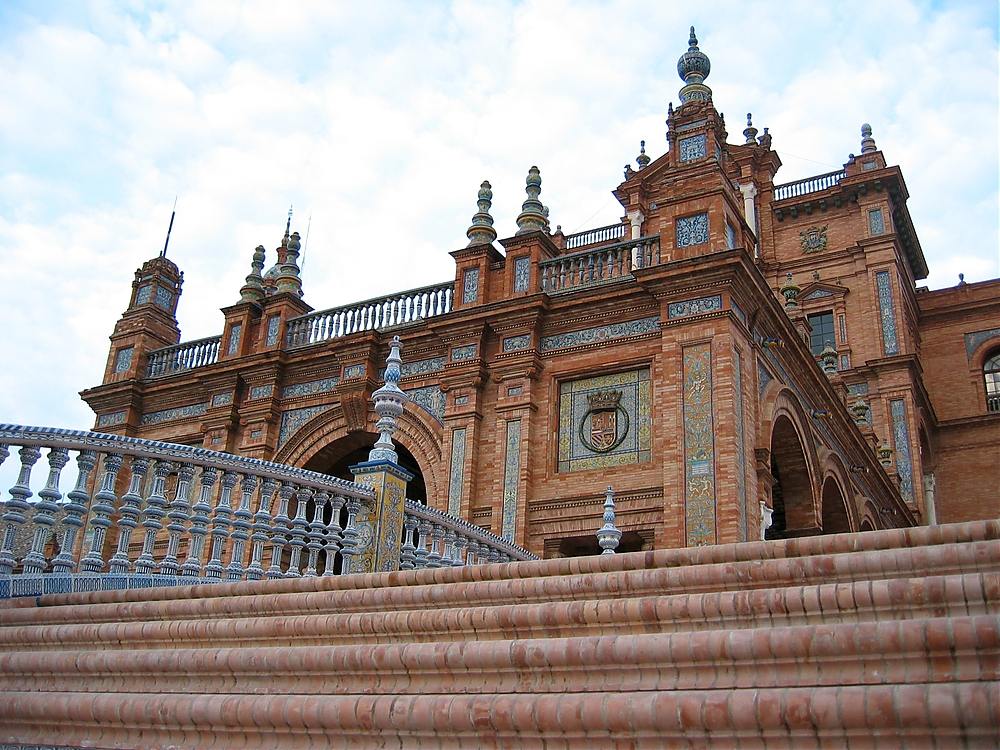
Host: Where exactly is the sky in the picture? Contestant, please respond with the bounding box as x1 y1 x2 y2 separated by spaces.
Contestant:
0 0 998 436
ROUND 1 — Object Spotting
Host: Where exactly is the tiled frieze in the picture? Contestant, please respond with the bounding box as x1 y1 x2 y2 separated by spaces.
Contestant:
140 403 208 427
278 405 332 447
683 343 716 546
447 427 467 515
679 133 707 161
676 213 709 247
803 289 834 300
343 364 366 379
733 348 748 541
281 377 340 398
211 392 233 407
668 294 722 319
96 411 127 428
451 345 477 361
402 356 445 377
410 385 446 423
890 399 915 504
501 420 522 540
875 271 899 355
540 316 659 353
557 368 652 473
513 256 531 292
249 384 273 400
502 334 531 352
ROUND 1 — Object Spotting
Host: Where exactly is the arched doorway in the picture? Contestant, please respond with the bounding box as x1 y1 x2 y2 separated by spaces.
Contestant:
766 415 816 539
303 431 427 504
820 476 852 534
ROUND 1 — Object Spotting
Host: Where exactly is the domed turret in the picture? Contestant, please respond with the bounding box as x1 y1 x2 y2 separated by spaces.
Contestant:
677 26 712 104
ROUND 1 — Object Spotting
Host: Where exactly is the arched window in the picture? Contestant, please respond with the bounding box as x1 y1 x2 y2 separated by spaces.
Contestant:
985 351 1000 413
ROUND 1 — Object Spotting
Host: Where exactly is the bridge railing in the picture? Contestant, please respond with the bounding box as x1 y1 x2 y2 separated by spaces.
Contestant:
540 236 660 293
146 335 221 378
0 424 534 597
286 281 455 348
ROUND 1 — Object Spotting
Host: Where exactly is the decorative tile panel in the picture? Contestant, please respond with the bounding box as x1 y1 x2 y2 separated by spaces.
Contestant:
840 354 851 370
343 364 366 379
733 349 748 542
266 315 281 347
683 343 716 546
135 285 152 305
278 405 332 447
541 316 659 352
502 420 522 540
281 377 340 398
862 160 877 171
726 223 736 249
679 134 707 162
847 382 869 395
557 368 652 473
96 410 127 428
447 427 467 515
140 403 208 426
451 344 477 361
503 334 531 352
890 399 914 503
507 385 523 396
804 289 834 300
731 300 747 326
249 384 273 400
513 256 531 292
227 324 242 355
154 286 173 311
838 313 847 342
401 356 445 377
868 208 885 236
463 267 480 303
410 385 446 423
758 360 773 397
211 392 233 407
455 394 470 405
668 294 722 319
113 346 133 374
875 271 899 355
964 328 1000 360
675 119 707 133
676 213 709 247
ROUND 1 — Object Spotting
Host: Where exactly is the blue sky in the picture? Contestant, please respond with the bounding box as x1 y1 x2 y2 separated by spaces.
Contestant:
0 0 997 436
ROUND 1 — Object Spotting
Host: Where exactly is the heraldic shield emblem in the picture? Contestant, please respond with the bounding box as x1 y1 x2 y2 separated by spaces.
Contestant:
799 225 828 253
580 390 629 453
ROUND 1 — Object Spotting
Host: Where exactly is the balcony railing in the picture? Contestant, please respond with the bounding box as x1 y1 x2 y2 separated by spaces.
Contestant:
773 169 846 201
564 222 627 250
540 236 660 293
287 281 454 348
0 424 533 598
146 336 221 378
987 394 1000 413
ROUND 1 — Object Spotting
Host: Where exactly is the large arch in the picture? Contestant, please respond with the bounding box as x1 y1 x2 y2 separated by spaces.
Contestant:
820 475 852 534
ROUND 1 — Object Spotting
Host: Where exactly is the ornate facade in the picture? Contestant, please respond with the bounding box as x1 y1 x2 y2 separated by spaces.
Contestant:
82 28 1000 557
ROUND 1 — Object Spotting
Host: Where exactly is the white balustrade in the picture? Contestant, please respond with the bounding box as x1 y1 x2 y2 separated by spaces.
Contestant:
540 236 660 293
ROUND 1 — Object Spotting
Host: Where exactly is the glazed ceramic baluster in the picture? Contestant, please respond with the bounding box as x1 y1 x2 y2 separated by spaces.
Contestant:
266 482 294 579
322 494 345 576
226 474 257 581
80 453 124 573
414 518 432 569
181 467 217 577
285 486 312 577
304 491 328 576
21 448 70 574
51 450 97 574
134 461 173 575
339 496 361 573
108 457 149 575
204 471 238 579
159 463 195 575
399 515 418 570
0 446 42 576
246 477 277 581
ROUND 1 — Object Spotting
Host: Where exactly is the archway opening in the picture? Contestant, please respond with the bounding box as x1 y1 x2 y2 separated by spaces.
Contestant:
303 431 427 504
859 519 876 532
766 415 816 539
820 476 852 534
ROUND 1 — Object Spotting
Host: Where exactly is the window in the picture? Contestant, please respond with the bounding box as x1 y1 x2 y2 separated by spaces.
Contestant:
985 352 1000 413
807 311 835 356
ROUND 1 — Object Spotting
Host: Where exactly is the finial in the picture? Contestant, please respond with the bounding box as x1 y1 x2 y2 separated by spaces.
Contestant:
239 245 267 303
515 166 547 235
285 205 293 237
958 273 966 286
812 270 821 281
275 227 303 297
743 113 758 145
758 126 772 149
596 486 621 555
368 335 409 464
636 139 650 169
860 123 877 154
161 197 177 258
676 25 712 104
624 164 635 180
466 180 498 247
780 272 800 309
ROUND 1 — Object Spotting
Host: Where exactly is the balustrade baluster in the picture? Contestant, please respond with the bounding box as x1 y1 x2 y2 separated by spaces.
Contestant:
181 467 217 577
339 496 361 573
80 453 124 574
20 448 70 574
451 534 467 567
442 528 457 565
285 486 311 577
205 470 238 579
159 463 195 576
226 473 257 580
426 523 445 568
414 518 431 569
108 457 149 575
135 461 173 575
322 494 345 576
246 477 277 580
51 450 96 574
0 446 41 575
266 482 294 579
399 515 417 570
304 490 327 576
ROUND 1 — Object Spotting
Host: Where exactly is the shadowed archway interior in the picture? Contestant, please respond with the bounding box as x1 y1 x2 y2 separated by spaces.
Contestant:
820 476 852 534
766 415 816 539
303 431 427 505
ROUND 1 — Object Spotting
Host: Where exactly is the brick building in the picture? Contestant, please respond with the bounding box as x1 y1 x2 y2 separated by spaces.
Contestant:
81 27 999 557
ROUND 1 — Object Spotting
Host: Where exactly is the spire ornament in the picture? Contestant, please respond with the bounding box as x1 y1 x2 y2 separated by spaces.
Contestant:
275 230 303 297
743 113 758 145
466 181 498 247
596 486 622 555
368 336 409 464
239 245 266 303
677 26 712 104
515 166 547 235
860 124 877 153
636 140 651 169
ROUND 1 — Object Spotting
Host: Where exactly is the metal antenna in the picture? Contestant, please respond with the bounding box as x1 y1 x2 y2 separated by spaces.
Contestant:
300 214 312 270
160 196 177 258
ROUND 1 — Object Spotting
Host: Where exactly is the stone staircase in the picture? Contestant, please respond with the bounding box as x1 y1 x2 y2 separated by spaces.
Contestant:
0 521 998 748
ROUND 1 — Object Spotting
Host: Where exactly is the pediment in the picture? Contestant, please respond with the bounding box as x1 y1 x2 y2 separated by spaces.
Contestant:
797 281 849 302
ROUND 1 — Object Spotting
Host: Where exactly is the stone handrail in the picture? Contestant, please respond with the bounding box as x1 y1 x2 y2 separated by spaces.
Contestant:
146 335 221 378
540 236 660 293
0 424 375 598
564 222 627 250
286 281 455 348
773 169 846 201
399 499 536 569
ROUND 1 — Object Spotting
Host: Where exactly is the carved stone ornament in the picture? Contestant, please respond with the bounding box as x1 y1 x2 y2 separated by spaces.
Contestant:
579 390 629 453
800 225 828 253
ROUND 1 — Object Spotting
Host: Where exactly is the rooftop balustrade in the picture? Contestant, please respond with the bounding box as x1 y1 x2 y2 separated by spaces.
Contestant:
540 236 660 293
0 423 533 598
146 335 221 378
773 169 846 201
564 222 627 250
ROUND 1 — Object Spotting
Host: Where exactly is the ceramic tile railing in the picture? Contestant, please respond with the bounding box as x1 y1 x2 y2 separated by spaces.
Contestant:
146 335 221 378
539 236 661 293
